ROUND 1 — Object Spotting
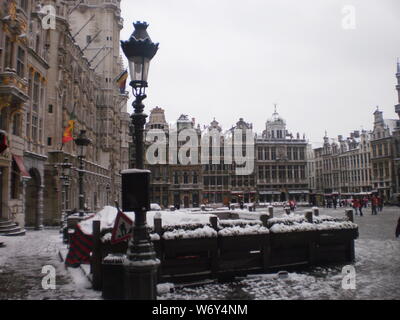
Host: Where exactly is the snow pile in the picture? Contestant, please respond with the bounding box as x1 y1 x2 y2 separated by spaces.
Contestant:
267 213 357 233
150 233 161 241
157 283 175 294
314 221 358 231
270 222 316 233
268 215 306 225
78 206 216 235
151 203 161 211
101 233 112 242
219 219 263 228
217 219 269 237
162 226 217 240
103 253 126 263
219 224 270 237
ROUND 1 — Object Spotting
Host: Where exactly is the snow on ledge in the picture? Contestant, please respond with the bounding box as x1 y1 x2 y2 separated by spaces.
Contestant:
121 169 151 174
162 226 217 240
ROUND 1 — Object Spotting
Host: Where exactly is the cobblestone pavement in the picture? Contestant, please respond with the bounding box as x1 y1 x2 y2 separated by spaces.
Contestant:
0 207 399 300
160 206 400 300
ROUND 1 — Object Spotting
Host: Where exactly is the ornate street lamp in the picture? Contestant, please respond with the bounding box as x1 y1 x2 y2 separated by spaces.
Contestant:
121 21 159 168
121 21 159 300
60 157 72 218
74 130 91 217
60 158 72 242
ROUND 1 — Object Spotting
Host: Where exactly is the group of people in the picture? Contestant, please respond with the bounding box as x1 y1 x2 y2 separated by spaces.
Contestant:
351 195 384 217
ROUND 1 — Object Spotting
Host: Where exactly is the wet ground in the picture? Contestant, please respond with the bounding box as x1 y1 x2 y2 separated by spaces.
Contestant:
0 206 399 300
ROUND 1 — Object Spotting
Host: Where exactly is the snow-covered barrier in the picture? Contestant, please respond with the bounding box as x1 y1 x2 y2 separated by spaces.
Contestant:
267 213 358 267
68 206 358 294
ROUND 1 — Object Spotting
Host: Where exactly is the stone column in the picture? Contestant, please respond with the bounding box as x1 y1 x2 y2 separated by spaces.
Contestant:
35 184 44 230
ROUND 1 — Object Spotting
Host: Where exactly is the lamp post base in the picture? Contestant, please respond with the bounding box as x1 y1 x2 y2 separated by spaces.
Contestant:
123 258 160 300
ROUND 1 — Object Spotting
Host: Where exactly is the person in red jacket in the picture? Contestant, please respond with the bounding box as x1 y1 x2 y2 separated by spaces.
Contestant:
353 198 363 216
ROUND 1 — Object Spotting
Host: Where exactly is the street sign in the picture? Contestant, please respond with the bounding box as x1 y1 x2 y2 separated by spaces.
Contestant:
111 210 133 244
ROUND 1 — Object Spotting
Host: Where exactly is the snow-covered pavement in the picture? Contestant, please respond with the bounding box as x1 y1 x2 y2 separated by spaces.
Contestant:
0 230 101 300
0 206 399 300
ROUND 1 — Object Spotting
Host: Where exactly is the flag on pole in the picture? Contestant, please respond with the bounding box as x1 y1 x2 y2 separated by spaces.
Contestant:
116 69 128 94
62 114 76 145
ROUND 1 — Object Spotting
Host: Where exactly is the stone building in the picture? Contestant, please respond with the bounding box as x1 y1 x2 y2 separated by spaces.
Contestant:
201 118 232 206
66 0 130 206
370 108 397 201
168 114 202 208
313 130 372 197
0 0 32 227
228 117 257 204
301 131 375 202
0 0 129 228
255 109 309 203
392 61 400 196
145 107 170 208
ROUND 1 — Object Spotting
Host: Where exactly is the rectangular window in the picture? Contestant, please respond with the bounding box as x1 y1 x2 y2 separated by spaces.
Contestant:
39 118 43 143
300 148 305 160
271 166 276 180
279 166 285 181
47 137 52 146
4 36 13 68
12 113 21 136
287 147 292 160
26 112 30 139
16 47 25 78
33 74 40 113
293 148 299 160
32 115 38 142
265 166 270 180
271 148 276 160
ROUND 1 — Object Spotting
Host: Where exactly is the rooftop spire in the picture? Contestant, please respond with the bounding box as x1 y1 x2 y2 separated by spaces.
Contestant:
397 58 400 74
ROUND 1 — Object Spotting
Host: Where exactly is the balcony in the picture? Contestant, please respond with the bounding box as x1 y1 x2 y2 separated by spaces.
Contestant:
395 104 400 115
0 71 29 106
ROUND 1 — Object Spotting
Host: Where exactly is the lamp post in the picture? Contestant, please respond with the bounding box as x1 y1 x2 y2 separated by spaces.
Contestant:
74 130 91 217
121 21 159 300
60 157 72 225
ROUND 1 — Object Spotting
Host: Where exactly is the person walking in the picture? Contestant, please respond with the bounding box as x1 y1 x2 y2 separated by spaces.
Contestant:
352 198 358 216
371 195 378 215
333 197 338 210
358 197 364 216
363 197 369 209
377 196 384 213
353 198 363 216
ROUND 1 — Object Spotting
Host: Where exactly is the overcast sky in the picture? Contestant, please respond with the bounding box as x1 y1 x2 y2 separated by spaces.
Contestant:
120 0 400 147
